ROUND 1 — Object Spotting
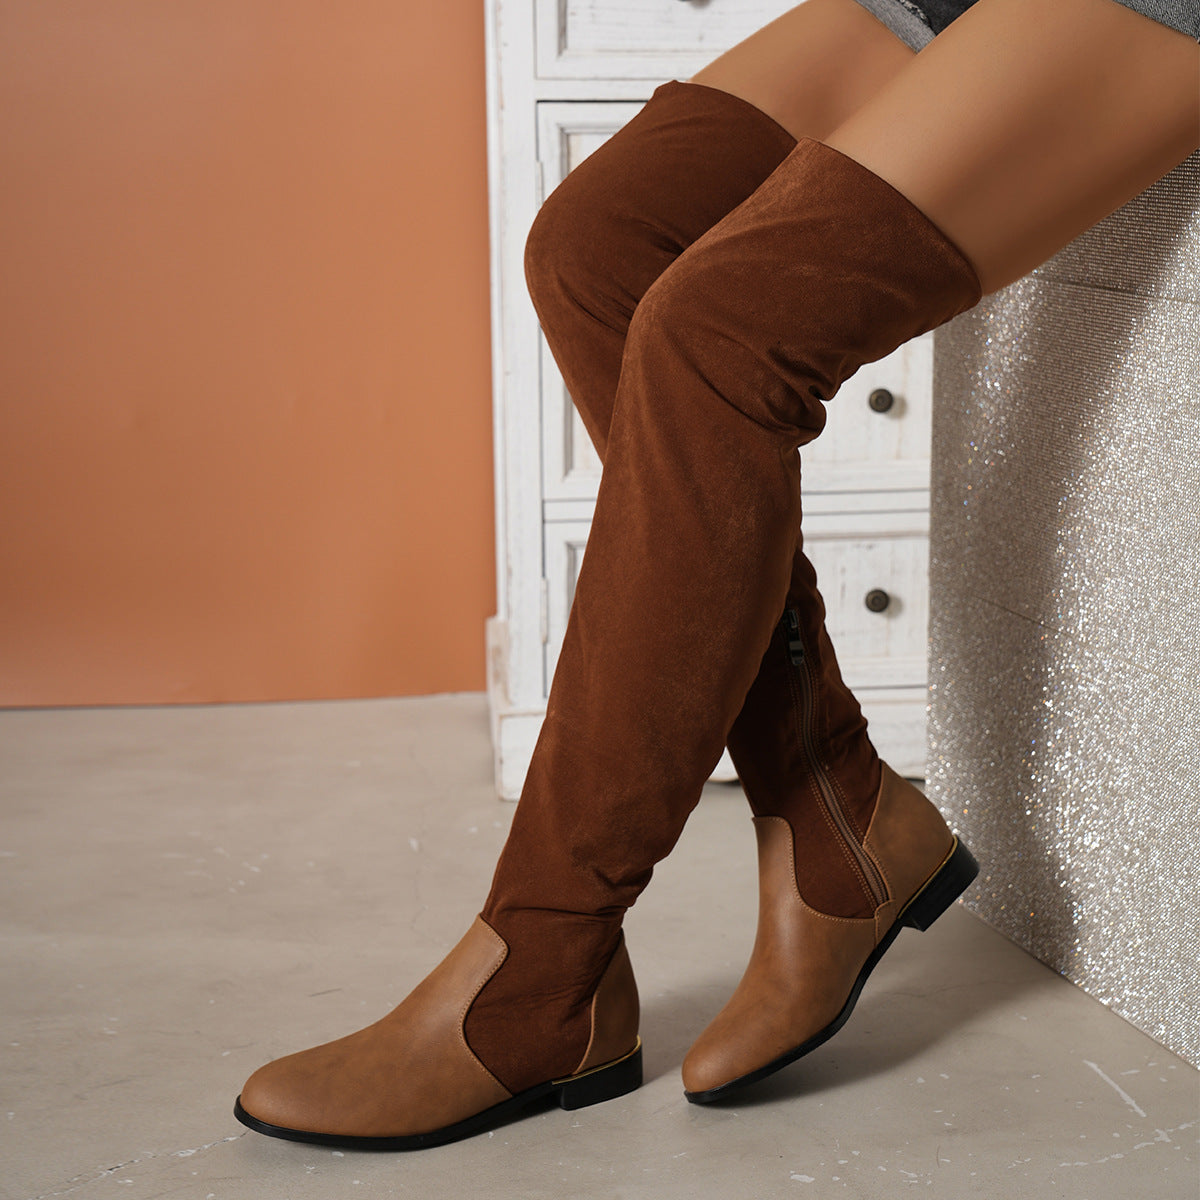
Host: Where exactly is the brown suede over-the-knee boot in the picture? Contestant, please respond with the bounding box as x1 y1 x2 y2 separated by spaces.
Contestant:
236 102 982 1149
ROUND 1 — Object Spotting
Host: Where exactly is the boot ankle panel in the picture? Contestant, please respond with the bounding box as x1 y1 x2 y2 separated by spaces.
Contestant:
785 801 880 920
809 624 884 839
463 909 621 1095
729 611 883 918
731 760 879 918
863 766 956 908
572 934 640 1075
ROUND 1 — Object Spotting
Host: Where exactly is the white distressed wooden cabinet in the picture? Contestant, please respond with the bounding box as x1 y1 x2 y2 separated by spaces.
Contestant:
484 0 935 799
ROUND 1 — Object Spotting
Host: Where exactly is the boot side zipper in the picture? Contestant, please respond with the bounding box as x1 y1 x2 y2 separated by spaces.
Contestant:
783 608 888 908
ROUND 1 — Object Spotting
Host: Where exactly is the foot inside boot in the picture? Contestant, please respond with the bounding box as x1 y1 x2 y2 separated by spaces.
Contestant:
234 1040 644 1151
235 920 643 1149
684 838 979 1104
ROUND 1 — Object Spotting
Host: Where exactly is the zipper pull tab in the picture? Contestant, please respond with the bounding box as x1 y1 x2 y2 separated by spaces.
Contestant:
783 608 805 666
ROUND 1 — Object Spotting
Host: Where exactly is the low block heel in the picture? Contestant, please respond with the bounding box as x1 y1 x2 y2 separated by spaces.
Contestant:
555 1040 643 1111
900 838 979 931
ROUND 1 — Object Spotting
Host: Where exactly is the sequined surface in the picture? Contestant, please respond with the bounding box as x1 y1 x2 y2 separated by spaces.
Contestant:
927 152 1200 1065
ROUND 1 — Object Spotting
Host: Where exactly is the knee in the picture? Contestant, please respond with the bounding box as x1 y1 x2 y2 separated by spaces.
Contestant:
624 247 753 394
523 163 657 336
625 248 709 348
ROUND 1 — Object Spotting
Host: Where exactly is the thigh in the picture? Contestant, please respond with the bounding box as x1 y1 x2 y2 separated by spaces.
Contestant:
822 0 1200 292
690 0 917 141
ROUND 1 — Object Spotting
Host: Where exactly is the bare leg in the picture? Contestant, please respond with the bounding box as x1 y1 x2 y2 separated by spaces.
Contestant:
694 0 1198 293
823 0 1200 292
690 0 917 139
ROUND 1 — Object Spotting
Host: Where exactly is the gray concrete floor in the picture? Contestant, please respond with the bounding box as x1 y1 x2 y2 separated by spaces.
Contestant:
1 694 1195 1200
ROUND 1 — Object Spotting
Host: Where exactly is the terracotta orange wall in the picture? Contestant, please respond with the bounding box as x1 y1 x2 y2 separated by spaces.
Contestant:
0 2 496 705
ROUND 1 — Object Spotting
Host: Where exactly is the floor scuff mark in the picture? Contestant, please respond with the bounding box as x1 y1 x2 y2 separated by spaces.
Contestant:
25 1132 247 1200
1083 1059 1146 1118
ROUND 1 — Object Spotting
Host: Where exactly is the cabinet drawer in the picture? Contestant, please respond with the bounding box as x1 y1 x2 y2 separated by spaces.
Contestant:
801 336 933 495
804 533 929 689
536 0 798 81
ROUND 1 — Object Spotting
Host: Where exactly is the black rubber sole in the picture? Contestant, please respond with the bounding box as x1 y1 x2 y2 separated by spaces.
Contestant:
233 1038 643 1151
685 837 979 1105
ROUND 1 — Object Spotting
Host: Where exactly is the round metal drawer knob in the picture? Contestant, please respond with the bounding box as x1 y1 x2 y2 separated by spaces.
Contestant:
864 588 891 613
868 388 895 413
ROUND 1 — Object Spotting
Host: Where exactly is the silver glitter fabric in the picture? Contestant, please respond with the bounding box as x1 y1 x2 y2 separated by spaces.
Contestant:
928 151 1200 1065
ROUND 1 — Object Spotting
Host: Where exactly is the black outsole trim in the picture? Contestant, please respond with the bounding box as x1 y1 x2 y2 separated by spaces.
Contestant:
685 838 979 1105
234 1039 643 1152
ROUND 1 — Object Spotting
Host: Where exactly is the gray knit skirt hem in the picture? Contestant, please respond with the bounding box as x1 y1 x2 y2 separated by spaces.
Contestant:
850 0 1199 51
850 0 935 51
